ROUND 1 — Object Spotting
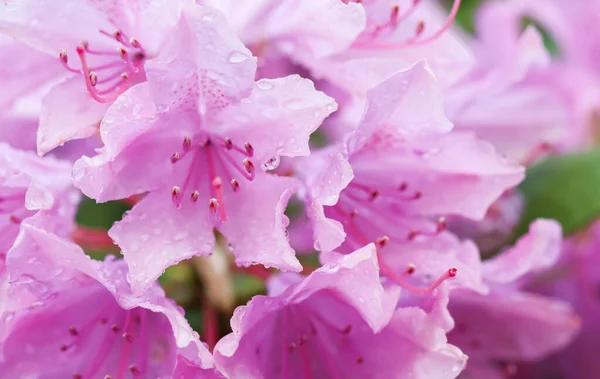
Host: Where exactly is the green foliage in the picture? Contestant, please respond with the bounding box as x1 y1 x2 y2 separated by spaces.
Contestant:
76 196 131 230
514 148 600 240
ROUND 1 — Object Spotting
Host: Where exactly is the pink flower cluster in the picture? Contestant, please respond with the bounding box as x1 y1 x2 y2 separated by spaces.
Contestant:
0 0 596 378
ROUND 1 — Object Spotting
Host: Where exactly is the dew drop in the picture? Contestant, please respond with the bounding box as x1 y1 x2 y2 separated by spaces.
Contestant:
263 156 280 171
140 234 149 242
174 232 188 241
229 51 250 64
256 79 274 90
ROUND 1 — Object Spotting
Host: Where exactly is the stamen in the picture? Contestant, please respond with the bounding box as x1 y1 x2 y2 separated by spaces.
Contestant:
68 326 79 336
376 237 457 294
224 138 233 150
244 142 254 157
171 153 180 163
129 365 141 375
89 72 98 87
171 186 182 208
190 190 200 203
408 217 446 240
243 158 255 177
230 179 240 192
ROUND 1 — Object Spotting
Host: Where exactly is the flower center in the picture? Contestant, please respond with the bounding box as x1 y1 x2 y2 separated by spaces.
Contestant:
59 29 147 103
170 135 256 223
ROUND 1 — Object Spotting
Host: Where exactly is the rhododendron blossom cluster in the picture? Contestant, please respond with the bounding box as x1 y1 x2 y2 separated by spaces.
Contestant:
0 0 598 378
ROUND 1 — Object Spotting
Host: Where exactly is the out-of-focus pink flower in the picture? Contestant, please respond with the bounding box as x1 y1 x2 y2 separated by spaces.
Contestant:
0 142 78 253
447 220 580 377
0 0 187 155
0 222 217 378
72 4 337 295
445 8 574 162
297 61 524 254
214 243 467 379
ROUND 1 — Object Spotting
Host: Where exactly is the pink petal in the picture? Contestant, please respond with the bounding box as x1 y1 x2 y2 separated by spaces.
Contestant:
218 173 302 272
38 76 108 155
483 219 562 284
213 75 337 164
109 190 216 295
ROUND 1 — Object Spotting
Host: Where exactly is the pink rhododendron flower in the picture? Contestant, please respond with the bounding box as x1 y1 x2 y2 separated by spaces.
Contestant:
447 220 580 377
214 244 467 379
0 142 78 253
73 4 337 295
0 222 217 378
0 0 187 154
297 61 524 255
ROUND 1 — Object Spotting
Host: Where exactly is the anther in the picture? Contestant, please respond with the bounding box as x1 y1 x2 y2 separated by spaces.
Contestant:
212 177 223 189
129 365 141 375
171 186 181 207
224 138 233 150
104 375 114 379
122 332 133 343
129 38 141 48
89 72 98 87
59 50 68 64
448 268 458 277
208 198 219 213
68 326 78 336
350 209 359 219
390 5 400 24
100 317 108 324
398 182 408 191
288 342 297 352
415 21 425 36
81 40 89 50
73 374 82 379
342 325 352 334
243 158 254 174
356 356 364 364
113 30 124 42
190 190 200 203
60 344 69 352
230 179 240 192
375 236 389 248
183 136 192 151
369 189 380 201
244 142 254 157
120 72 129 81
111 324 120 333
436 217 447 232
171 152 180 163
118 47 128 61
406 264 416 275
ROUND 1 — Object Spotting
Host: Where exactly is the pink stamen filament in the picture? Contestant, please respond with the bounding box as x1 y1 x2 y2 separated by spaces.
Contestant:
116 310 135 379
288 311 313 379
355 0 462 49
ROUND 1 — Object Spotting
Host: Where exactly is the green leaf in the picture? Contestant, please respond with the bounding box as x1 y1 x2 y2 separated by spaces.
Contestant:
514 147 600 239
76 196 131 230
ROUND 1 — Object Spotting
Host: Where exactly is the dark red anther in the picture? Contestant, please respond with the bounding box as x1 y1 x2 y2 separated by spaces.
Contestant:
208 198 219 214
390 5 400 24
68 326 78 336
171 152 180 163
183 136 192 151
113 30 124 43
356 356 364 364
118 47 128 61
104 375 114 379
436 217 447 232
60 344 69 352
243 158 254 174
120 72 129 81
59 50 68 64
129 365 141 375
342 325 352 334
448 268 458 278
375 236 389 248
89 72 98 87
413 191 422 200
415 21 425 36
230 179 240 192
224 138 233 150
122 332 133 343
171 186 182 206
288 342 297 352
350 209 359 219
190 190 200 203
244 142 254 157
111 324 120 333
99 317 108 324
369 189 380 201
406 264 416 275
129 38 141 48
398 182 408 191
73 374 82 379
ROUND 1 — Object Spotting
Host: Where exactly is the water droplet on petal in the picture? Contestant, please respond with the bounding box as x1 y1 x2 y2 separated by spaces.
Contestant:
229 51 250 64
256 79 274 90
263 156 280 171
